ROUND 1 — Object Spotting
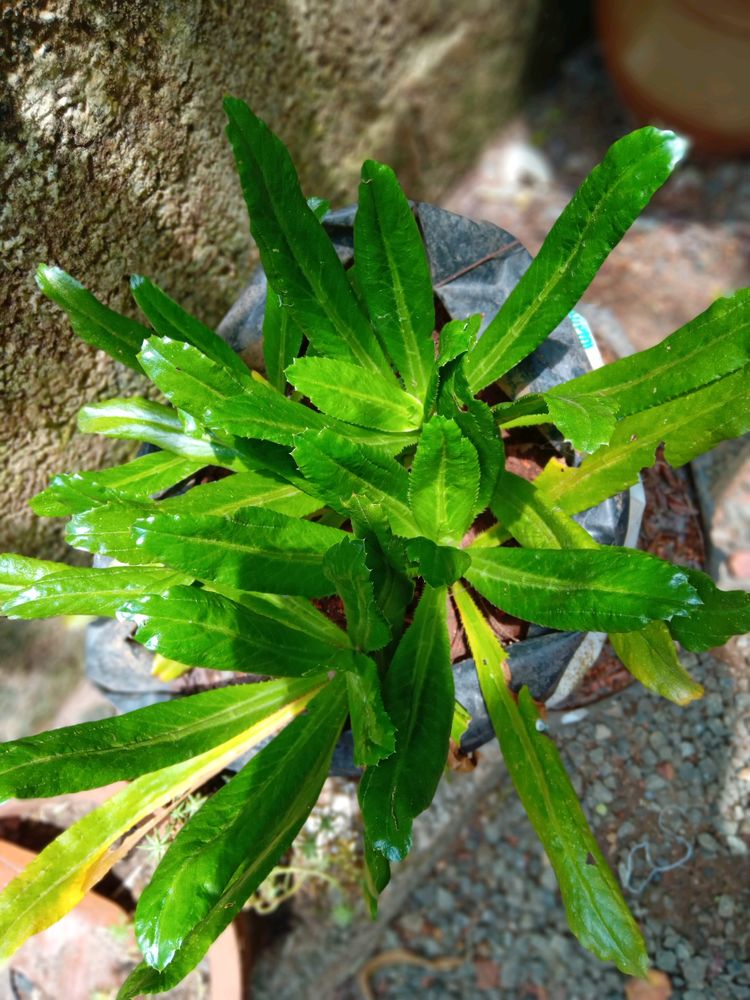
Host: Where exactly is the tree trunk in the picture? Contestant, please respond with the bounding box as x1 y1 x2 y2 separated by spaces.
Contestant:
1 0 539 556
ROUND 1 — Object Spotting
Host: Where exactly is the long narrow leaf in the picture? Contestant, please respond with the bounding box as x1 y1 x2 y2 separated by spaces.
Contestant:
539 366 750 515
122 678 347 986
359 585 453 860
546 291 750 421
0 677 324 798
119 585 354 676
133 508 345 598
287 356 423 432
452 582 648 976
2 566 190 620
30 452 205 517
262 196 330 392
354 159 435 400
77 398 261 473
36 265 149 372
0 554 73 598
223 98 391 374
138 335 326 447
466 547 700 634
158 470 322 519
465 128 687 392
491 471 704 703
0 685 321 964
130 274 248 376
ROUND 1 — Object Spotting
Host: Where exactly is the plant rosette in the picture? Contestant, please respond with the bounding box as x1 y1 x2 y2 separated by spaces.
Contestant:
2 99 750 997
84 204 642 769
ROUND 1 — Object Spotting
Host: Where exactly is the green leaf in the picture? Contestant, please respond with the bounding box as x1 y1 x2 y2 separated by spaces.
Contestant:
359 532 415 638
491 472 703 703
359 585 453 861
262 286 303 393
465 127 687 392
119 585 353 675
546 291 750 421
323 537 390 651
0 554 73 598
130 274 249 377
77 398 261 473
438 315 482 367
126 678 346 982
223 98 390 374
448 391 504 514
451 699 472 746
491 468 597 551
494 393 619 453
466 547 701 633
2 566 190 620
346 654 396 766
611 622 704 705
30 452 206 517
0 685 319 966
287 356 423 432
230 591 351 650
0 676 324 798
293 428 418 537
262 196 330 392
133 507 345 598
137 334 327 448
452 582 648 976
405 536 471 588
363 835 391 918
408 416 480 545
36 264 149 372
668 568 750 652
158 470 322 519
66 501 150 562
544 394 619 453
354 159 435 399
539 366 750 515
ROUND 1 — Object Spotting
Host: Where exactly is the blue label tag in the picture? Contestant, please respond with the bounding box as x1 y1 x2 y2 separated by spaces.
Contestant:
569 310 594 351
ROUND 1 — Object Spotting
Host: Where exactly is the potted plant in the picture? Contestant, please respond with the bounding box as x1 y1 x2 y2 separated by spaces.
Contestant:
82 199 640 765
1 98 749 997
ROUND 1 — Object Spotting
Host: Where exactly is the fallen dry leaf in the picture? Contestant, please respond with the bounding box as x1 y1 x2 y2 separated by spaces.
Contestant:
474 958 501 989
625 968 672 1000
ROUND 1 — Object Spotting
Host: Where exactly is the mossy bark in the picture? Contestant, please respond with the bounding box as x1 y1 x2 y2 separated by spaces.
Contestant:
1 0 539 556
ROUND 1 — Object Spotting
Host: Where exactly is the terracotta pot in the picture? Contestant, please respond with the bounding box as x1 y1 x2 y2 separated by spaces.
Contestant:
0 793 244 1000
597 0 750 155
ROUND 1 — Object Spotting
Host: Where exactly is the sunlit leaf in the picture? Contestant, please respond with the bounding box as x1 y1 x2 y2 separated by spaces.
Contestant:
453 582 648 976
0 685 321 963
0 677 324 798
359 586 453 860
119 585 354 676
465 127 687 392
354 159 435 399
122 678 346 986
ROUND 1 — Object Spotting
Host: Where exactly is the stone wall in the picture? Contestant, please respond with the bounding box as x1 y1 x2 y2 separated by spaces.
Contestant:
1 0 540 556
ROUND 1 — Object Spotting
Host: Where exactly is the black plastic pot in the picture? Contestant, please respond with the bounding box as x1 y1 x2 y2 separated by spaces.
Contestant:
86 203 641 775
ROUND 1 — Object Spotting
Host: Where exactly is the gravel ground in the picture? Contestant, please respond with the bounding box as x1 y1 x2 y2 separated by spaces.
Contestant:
334 639 750 1000
329 45 750 1000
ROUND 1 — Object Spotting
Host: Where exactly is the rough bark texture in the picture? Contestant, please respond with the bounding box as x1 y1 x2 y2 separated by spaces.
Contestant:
1 0 539 557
